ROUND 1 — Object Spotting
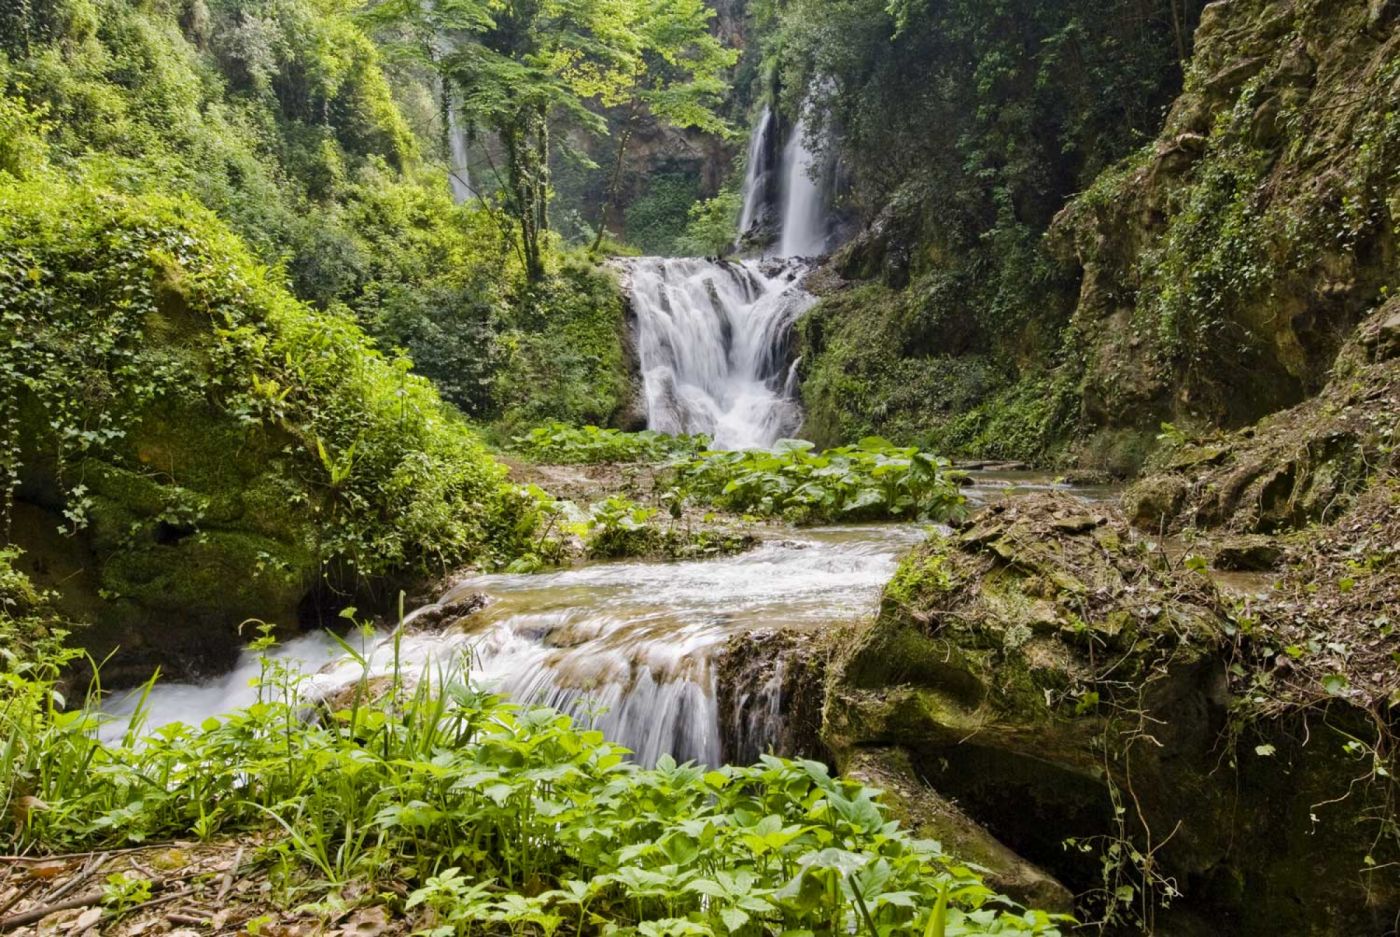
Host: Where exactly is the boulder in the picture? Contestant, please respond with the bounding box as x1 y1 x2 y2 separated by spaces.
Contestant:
824 493 1398 932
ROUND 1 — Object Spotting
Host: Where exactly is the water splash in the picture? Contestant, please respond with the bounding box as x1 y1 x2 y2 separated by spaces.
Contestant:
105 525 929 766
625 257 814 450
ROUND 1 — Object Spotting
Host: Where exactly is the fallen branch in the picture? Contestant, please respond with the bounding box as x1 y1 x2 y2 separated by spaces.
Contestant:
0 888 103 932
216 845 246 902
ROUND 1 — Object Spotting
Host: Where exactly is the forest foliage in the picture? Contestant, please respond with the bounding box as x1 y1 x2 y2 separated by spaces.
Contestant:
0 619 1065 934
763 0 1201 462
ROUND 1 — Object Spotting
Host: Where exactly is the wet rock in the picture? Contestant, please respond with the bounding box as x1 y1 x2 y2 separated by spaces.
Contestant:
1203 56 1267 95
1122 474 1190 530
1210 535 1284 571
715 629 827 765
1126 300 1400 535
824 492 1397 932
410 594 488 630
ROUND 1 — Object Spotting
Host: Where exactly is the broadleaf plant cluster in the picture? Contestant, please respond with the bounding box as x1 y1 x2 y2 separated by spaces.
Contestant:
2 630 1065 936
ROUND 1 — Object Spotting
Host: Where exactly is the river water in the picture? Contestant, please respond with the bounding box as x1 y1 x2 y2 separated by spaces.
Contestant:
104 474 1111 762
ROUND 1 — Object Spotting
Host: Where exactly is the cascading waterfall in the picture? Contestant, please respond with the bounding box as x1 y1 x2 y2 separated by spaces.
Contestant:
736 106 777 245
106 476 1103 764
777 111 830 258
447 107 474 204
625 257 814 450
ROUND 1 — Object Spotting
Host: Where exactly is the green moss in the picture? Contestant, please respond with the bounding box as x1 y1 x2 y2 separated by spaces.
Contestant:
797 284 1078 462
0 174 528 675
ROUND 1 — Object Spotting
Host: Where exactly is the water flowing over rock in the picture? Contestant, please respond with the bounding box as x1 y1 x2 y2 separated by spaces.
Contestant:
108 525 925 766
777 111 831 258
736 105 779 247
624 256 814 450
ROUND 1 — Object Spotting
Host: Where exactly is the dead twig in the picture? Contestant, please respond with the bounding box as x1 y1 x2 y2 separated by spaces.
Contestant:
0 887 103 932
217 845 246 902
44 851 108 906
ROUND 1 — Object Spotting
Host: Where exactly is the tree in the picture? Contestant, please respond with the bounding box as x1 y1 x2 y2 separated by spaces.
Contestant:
366 0 734 281
590 0 737 251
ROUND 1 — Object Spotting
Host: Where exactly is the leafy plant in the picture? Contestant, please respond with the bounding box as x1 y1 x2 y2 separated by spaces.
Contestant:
581 495 661 558
674 438 964 524
513 423 708 465
2 628 1065 936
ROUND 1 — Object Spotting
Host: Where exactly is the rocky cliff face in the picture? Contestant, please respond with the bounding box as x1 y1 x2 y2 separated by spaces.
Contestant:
821 490 1398 933
814 298 1400 931
1053 0 1400 464
794 0 1399 474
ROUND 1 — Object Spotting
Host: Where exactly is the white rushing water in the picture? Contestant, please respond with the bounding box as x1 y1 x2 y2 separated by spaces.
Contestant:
104 475 1114 762
777 112 829 258
104 525 930 765
736 106 776 245
626 257 814 450
448 107 474 204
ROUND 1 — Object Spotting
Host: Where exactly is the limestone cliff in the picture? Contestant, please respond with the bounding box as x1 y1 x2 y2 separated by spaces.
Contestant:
1053 0 1400 465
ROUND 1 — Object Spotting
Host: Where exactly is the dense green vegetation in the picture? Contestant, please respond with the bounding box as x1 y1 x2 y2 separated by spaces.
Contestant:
758 0 1201 465
2 622 1064 935
674 439 964 524
0 0 637 429
1 175 525 576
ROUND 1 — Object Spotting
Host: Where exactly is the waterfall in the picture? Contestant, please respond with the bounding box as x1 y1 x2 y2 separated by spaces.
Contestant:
736 106 777 245
448 106 473 204
777 111 829 258
625 257 814 450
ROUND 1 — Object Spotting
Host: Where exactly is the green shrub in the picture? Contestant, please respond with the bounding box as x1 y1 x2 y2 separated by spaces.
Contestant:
491 261 635 435
0 173 524 580
623 172 701 256
2 637 1065 935
514 423 709 465
675 438 965 524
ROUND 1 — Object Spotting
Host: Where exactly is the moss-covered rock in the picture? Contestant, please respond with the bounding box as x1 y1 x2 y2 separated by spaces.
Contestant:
1 176 527 681
824 492 1398 933
1127 298 1400 536
1052 0 1400 450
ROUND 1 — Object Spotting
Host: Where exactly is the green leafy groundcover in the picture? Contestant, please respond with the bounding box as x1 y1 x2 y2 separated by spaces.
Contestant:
2 634 1064 936
513 423 710 465
675 439 965 524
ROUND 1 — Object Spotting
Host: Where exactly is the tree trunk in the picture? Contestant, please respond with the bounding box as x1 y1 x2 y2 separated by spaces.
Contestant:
592 104 640 253
1169 0 1188 68
502 119 545 283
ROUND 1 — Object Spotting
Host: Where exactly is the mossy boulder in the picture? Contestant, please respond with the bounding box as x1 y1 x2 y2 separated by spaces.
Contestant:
825 493 1398 932
1126 298 1400 536
1 176 525 682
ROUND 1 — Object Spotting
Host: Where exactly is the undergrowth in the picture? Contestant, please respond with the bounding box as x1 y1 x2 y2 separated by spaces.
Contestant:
512 424 709 465
673 439 965 525
1 624 1065 936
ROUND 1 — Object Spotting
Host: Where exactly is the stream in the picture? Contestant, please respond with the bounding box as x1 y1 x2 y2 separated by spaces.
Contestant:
105 112 1119 766
104 474 1115 763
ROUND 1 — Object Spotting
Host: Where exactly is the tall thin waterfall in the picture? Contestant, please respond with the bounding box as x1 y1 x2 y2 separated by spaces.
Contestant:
736 106 776 245
626 258 813 450
777 112 828 258
447 107 473 204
